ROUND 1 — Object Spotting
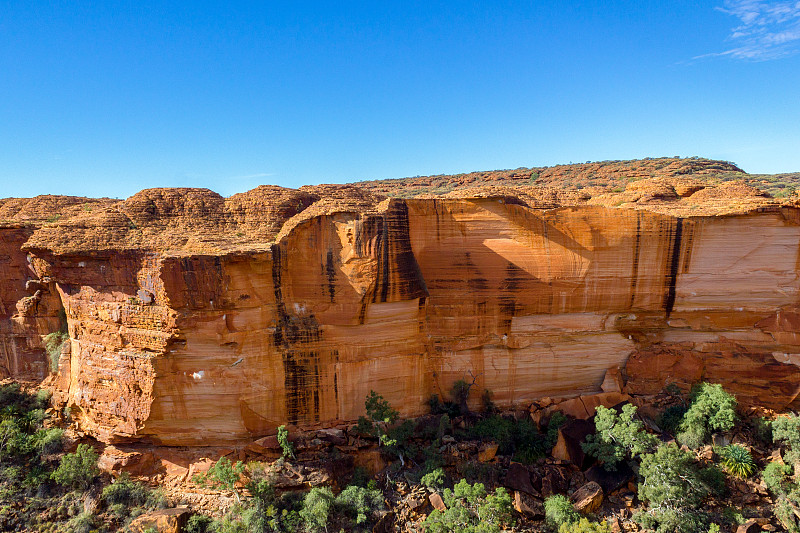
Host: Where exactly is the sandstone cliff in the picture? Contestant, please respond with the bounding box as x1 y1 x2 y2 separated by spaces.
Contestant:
2 158 800 445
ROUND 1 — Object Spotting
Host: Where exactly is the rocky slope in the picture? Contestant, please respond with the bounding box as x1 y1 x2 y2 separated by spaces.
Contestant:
2 157 800 446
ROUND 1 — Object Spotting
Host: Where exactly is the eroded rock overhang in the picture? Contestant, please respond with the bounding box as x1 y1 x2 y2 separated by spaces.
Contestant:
3 197 800 445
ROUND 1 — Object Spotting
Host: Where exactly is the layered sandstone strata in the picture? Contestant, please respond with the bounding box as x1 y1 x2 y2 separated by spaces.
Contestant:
1 163 799 445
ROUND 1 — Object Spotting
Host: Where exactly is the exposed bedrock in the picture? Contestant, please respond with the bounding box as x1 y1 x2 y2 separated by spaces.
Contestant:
3 196 800 445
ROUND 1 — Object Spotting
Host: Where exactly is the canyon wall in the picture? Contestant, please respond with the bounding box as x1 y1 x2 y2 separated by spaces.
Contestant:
2 175 800 445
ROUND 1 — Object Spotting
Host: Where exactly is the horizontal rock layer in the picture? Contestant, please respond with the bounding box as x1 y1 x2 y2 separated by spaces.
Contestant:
2 190 800 445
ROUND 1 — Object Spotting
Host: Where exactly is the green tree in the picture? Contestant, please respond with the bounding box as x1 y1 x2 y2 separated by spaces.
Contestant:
277 424 295 460
763 461 793 496
773 414 800 452
423 479 513 533
334 484 384 526
544 494 579 531
363 390 399 425
52 443 99 490
634 444 710 533
300 486 334 532
196 457 245 502
421 468 446 491
581 404 658 471
677 383 737 449
358 391 412 466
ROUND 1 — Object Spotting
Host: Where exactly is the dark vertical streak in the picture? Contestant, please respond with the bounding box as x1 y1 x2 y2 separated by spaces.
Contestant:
325 250 336 303
664 218 683 317
271 243 322 425
629 213 641 309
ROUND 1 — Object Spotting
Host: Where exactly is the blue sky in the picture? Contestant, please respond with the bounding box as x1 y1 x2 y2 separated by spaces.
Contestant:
2 1 800 198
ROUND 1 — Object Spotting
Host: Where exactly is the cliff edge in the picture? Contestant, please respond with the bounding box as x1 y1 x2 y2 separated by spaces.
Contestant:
2 157 799 445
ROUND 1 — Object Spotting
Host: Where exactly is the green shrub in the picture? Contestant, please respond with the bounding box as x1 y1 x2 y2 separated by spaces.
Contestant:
102 472 165 517
721 506 746 527
582 404 658 470
66 511 98 533
698 465 727 497
470 415 546 460
635 444 709 533
544 494 579 531
656 404 687 435
31 427 64 456
43 331 68 373
52 443 99 490
639 444 708 508
677 383 737 449
185 514 214 533
750 416 773 444
363 390 399 425
775 488 800 533
277 425 295 460
423 479 513 533
633 507 708 533
559 518 611 533
0 419 26 460
334 484 384 525
773 414 800 451
349 466 371 488
428 394 460 418
358 391 412 465
763 461 793 496
719 445 755 478
546 411 567 448
421 467 446 490
195 457 244 501
300 486 334 532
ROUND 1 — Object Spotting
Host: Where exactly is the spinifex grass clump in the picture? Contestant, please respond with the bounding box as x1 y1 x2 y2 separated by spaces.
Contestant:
719 445 756 479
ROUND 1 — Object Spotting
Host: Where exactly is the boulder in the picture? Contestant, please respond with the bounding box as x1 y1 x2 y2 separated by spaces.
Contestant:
513 491 544 518
128 508 191 533
97 446 156 476
571 481 604 514
372 511 395 533
541 466 569 498
503 462 536 495
584 463 634 493
601 367 624 393
478 442 499 462
429 493 446 512
552 419 595 468
735 519 760 533
353 448 387 476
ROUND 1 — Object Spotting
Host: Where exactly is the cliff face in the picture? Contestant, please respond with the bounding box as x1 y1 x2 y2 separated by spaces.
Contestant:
3 160 800 445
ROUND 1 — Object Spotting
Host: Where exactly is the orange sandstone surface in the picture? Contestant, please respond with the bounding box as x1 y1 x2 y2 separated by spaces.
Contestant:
1 157 800 445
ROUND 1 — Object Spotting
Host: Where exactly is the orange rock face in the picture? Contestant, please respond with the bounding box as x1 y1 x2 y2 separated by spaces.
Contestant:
2 161 800 445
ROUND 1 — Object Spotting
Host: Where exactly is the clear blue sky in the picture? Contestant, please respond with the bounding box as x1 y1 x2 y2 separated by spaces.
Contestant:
2 1 800 198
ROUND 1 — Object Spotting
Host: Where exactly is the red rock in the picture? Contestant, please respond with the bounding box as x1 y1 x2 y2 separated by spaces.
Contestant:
551 419 595 468
736 519 760 533
372 511 395 533
188 459 214 479
478 442 499 462
504 462 536 495
0 167 797 445
601 367 624 393
98 445 156 476
353 448 387 476
513 491 544 517
429 493 446 512
128 507 191 533
572 481 604 514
